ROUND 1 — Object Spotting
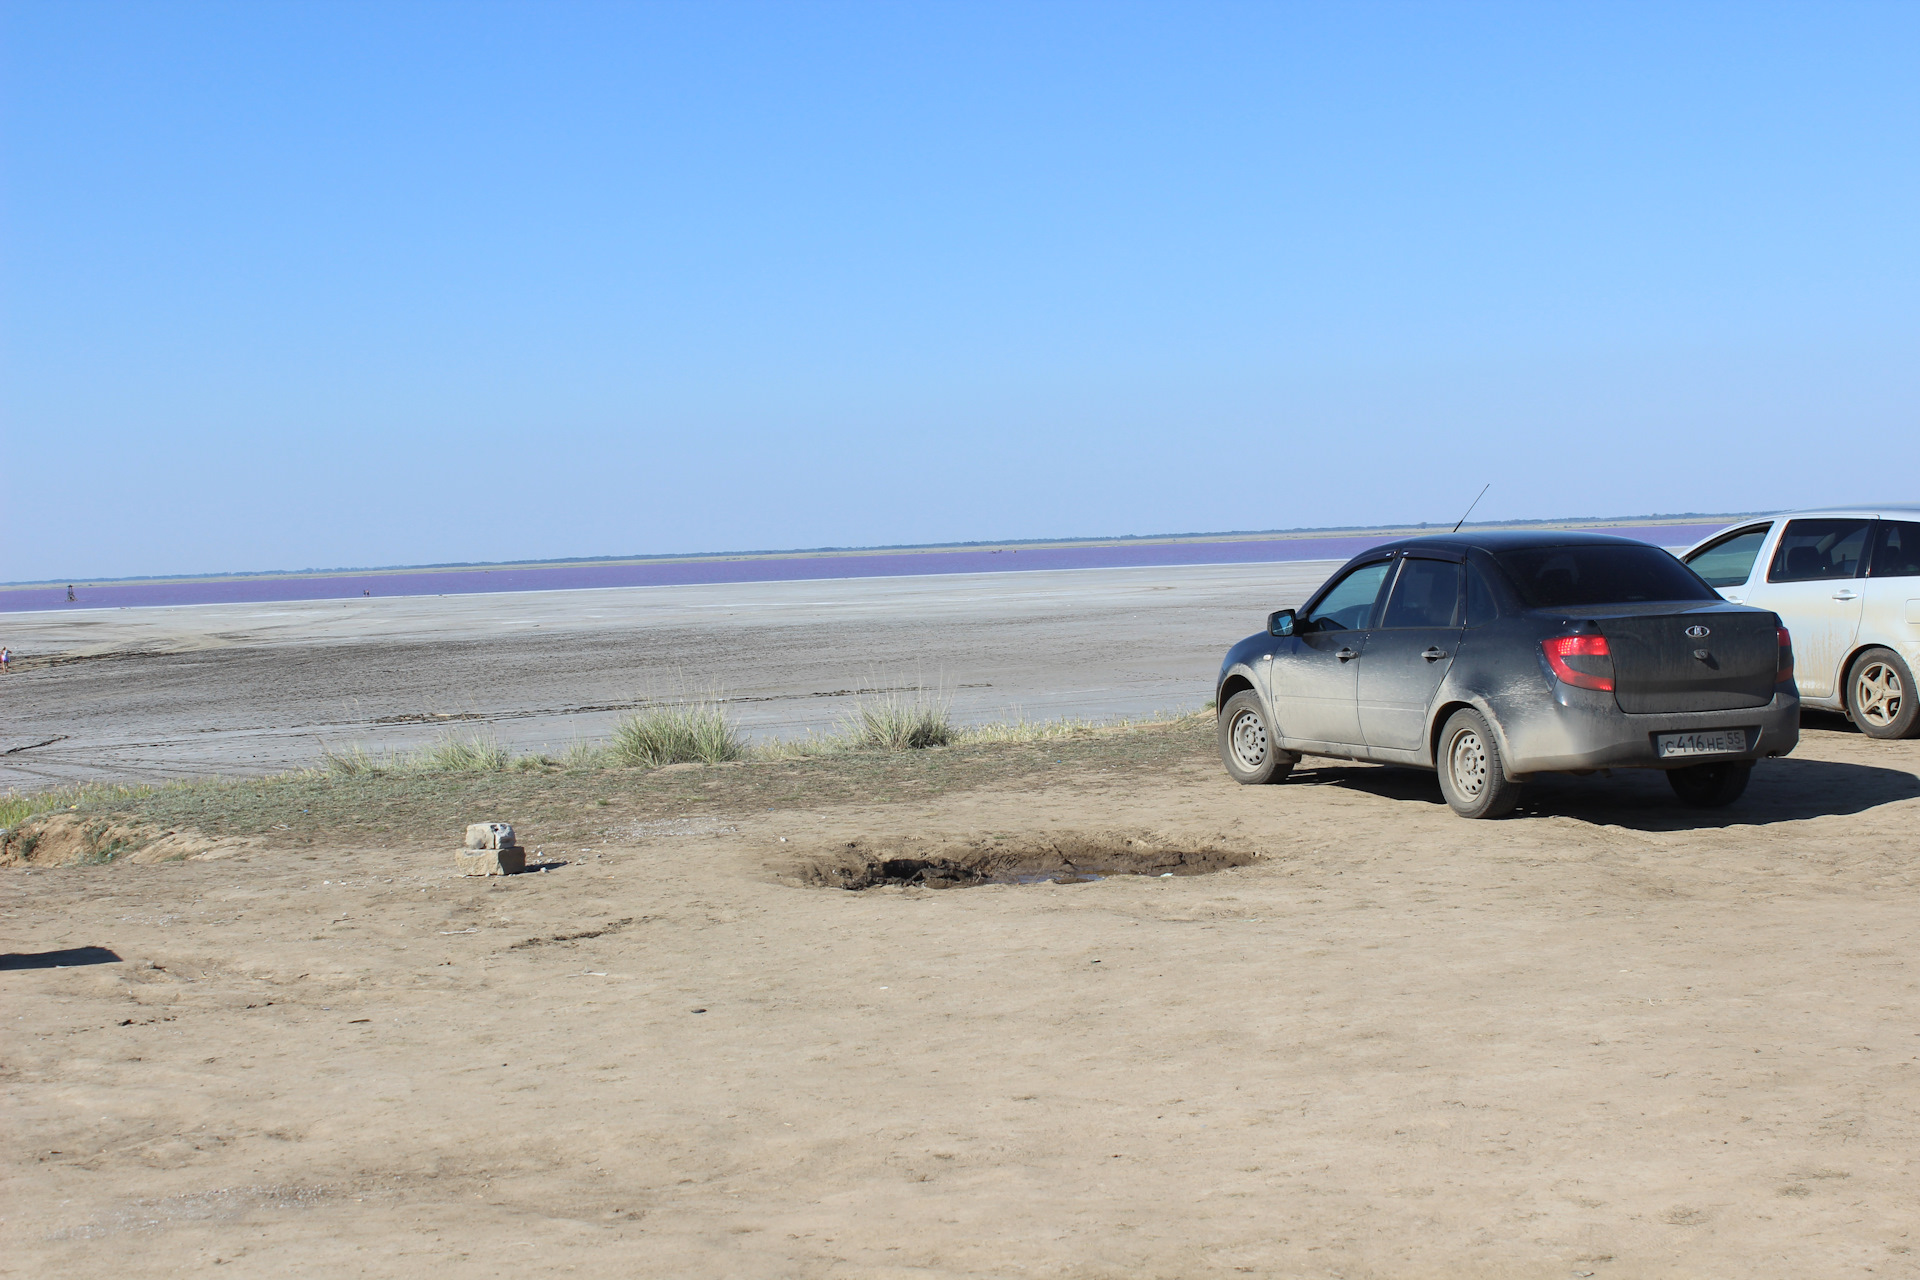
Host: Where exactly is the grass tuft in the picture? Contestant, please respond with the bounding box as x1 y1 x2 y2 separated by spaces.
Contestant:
839 691 954 750
557 739 611 770
321 731 536 778
955 716 1100 745
416 733 512 773
320 745 383 777
609 701 746 768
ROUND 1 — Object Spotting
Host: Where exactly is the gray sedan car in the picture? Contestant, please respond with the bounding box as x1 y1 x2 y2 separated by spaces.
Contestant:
1215 531 1800 817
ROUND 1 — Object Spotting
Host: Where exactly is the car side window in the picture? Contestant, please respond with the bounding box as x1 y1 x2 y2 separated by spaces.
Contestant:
1767 518 1870 583
1380 557 1462 628
1299 560 1392 632
1869 521 1920 578
1463 562 1498 627
1685 524 1771 588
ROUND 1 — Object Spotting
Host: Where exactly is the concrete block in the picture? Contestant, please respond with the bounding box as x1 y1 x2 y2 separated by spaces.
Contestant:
465 822 517 851
456 846 527 876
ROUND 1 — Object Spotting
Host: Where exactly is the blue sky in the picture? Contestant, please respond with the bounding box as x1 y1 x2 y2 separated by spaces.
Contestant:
4 1 1917 580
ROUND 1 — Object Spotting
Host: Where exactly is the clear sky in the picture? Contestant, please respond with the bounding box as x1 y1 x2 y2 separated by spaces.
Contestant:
4 1 1917 581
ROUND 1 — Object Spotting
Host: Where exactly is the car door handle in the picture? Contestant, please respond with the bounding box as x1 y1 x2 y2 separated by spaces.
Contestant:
1335 647 1359 662
1421 647 1448 662
1832 590 1860 601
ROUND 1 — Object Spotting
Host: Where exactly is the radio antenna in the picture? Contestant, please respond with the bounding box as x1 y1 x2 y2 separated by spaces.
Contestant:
1451 483 1490 533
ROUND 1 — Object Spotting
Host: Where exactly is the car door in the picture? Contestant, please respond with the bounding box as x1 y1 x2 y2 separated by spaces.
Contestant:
1682 522 1774 603
1358 554 1465 753
1742 517 1870 700
1268 558 1392 747
1864 519 1920 654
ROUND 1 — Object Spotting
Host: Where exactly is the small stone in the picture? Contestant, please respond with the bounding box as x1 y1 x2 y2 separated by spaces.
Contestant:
465 822 517 851
456 847 526 876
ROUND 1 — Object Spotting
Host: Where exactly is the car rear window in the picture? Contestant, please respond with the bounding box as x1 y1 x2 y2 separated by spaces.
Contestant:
1492 545 1719 608
1868 520 1920 578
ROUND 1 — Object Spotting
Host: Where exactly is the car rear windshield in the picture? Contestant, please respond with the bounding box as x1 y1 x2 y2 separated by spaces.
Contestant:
1492 545 1720 608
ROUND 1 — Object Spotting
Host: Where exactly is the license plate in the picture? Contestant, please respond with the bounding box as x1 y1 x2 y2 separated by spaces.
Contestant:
1656 729 1750 759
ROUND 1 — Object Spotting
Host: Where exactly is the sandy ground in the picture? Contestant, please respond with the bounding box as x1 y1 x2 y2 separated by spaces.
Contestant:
0 563 1334 788
5 718 1918 1278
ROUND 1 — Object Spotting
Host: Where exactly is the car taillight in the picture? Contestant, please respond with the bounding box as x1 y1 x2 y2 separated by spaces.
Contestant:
1542 633 1615 692
1777 625 1794 684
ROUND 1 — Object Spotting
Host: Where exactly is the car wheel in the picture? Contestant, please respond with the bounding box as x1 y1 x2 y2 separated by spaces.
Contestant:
1435 708 1521 819
1217 691 1295 785
1667 760 1752 807
1845 647 1920 739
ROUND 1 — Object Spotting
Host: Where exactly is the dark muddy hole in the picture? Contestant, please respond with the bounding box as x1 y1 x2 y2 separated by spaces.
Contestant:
808 838 1256 891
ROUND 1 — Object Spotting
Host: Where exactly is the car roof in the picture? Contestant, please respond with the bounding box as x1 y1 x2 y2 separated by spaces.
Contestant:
1761 505 1920 519
1705 505 1920 524
1364 530 1658 557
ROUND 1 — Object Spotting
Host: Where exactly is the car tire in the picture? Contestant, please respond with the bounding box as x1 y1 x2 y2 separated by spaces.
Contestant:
1667 760 1752 808
1217 691 1295 785
1435 708 1522 819
1845 647 1920 739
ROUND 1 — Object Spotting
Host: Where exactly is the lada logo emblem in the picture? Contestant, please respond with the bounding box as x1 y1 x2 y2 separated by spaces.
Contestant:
1685 625 1711 639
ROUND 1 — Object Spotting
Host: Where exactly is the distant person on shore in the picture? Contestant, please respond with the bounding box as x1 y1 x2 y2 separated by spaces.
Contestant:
66 585 76 602
1 647 10 673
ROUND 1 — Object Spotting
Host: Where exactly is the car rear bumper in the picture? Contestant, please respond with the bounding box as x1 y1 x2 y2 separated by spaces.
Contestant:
1500 687 1800 778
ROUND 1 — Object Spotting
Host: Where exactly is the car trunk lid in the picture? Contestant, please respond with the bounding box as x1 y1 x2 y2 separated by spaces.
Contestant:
1592 608 1780 713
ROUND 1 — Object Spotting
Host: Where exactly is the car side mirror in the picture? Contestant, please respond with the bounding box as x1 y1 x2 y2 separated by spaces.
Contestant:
1268 609 1296 637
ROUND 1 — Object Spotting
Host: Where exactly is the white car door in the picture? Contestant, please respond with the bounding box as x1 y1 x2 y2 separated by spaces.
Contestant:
1742 517 1870 701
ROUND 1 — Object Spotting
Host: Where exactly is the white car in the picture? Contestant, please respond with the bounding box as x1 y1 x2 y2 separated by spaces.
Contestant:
1681 507 1920 738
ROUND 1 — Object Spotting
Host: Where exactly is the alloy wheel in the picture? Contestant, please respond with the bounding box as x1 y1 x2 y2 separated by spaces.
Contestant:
1854 660 1905 729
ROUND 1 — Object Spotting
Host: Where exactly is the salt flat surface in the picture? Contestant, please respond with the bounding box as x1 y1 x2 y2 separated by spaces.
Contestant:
0 561 1338 787
0 522 1725 610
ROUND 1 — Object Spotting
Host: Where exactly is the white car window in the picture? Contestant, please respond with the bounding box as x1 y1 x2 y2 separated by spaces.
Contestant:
1685 524 1770 588
1767 518 1870 583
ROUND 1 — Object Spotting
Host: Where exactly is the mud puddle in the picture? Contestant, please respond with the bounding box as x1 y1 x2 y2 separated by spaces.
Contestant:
793 833 1258 891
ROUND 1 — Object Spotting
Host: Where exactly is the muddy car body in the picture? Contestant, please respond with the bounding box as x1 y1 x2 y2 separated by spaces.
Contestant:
1215 531 1800 817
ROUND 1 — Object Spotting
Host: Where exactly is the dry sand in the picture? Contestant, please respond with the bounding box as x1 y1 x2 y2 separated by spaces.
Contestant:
5 718 1919 1278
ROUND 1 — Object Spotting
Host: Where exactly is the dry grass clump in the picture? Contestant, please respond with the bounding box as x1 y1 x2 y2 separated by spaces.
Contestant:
838 691 954 750
609 701 746 768
416 733 513 772
556 739 611 770
956 716 1101 745
321 732 545 778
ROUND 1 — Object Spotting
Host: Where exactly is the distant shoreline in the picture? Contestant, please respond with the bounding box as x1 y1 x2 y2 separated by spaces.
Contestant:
5 513 1747 591
0 517 1737 614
